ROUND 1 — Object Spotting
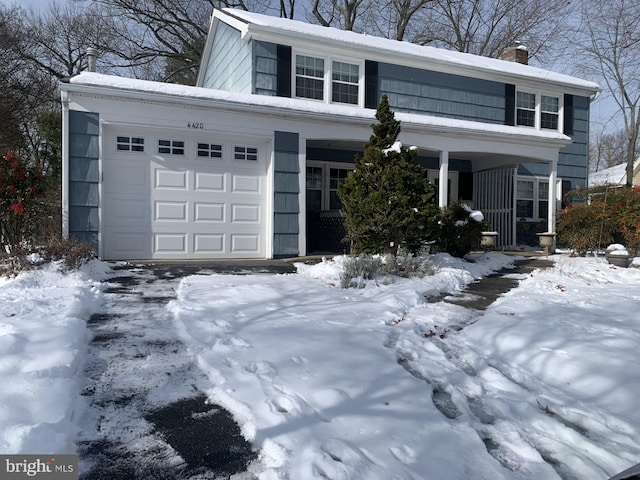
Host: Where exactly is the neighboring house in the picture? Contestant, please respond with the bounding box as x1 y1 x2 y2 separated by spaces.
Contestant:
589 159 640 188
60 8 600 260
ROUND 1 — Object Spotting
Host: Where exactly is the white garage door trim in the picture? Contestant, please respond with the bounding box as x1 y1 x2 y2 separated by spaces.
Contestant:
102 129 269 260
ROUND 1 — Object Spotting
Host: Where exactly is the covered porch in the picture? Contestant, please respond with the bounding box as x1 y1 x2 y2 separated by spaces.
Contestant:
302 132 567 254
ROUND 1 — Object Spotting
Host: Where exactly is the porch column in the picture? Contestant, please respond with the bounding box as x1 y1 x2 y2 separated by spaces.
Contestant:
548 158 558 233
438 150 449 208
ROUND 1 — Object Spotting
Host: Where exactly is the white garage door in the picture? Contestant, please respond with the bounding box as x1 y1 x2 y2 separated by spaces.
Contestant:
103 130 268 260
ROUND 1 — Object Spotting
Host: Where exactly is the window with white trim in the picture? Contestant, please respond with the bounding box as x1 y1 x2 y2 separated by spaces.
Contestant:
516 177 549 220
306 161 353 211
234 145 258 161
197 142 222 158
332 61 359 105
158 139 184 155
516 90 562 131
116 136 144 152
296 55 324 100
294 53 362 106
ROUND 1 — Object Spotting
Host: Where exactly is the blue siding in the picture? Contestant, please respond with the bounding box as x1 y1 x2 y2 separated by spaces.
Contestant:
377 62 505 123
273 131 300 257
68 111 99 252
202 21 252 93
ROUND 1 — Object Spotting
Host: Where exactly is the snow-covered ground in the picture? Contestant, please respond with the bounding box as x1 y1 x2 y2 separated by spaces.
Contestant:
1 253 640 480
0 261 108 454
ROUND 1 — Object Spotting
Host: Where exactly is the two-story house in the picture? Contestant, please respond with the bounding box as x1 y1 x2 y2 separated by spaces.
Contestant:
60 8 600 260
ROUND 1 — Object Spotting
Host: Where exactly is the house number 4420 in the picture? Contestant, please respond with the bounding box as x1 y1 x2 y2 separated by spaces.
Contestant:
188 122 204 129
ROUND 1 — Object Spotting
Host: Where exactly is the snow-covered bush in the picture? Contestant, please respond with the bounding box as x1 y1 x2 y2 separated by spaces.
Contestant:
340 254 384 288
432 203 488 257
383 252 435 277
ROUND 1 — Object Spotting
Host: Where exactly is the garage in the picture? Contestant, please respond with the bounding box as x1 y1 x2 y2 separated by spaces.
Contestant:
102 129 268 260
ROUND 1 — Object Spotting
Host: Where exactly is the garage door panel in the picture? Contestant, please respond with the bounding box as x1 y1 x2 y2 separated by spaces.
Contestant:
155 201 188 221
232 174 261 193
155 169 187 189
154 233 187 254
110 232 150 257
231 234 261 254
194 203 225 222
193 234 225 254
195 172 225 191
106 198 148 225
231 204 261 223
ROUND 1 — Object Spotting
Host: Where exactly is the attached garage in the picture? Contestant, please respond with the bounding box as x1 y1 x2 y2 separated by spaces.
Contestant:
102 129 268 260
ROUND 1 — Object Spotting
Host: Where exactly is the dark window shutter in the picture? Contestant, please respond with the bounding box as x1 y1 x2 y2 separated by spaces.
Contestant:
563 94 574 136
277 45 292 98
505 84 516 126
365 60 378 109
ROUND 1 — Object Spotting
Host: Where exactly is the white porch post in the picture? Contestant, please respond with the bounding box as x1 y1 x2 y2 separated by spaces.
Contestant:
548 158 558 233
438 150 449 208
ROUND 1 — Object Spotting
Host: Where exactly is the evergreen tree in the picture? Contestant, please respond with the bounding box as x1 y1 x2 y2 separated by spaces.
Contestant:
338 95 438 255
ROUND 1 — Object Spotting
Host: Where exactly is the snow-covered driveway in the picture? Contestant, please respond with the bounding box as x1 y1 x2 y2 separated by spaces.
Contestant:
169 254 640 480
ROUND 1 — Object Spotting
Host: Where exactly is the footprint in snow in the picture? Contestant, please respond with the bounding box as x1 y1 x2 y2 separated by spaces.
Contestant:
389 444 416 464
290 355 308 365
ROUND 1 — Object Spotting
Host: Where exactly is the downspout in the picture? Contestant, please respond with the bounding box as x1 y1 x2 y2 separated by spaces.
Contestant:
60 89 70 238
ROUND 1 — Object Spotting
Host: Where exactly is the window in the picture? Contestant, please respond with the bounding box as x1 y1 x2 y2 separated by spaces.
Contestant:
234 146 258 161
197 143 222 158
296 55 324 100
158 139 184 155
332 61 359 105
306 162 352 211
116 136 144 152
516 92 536 127
516 178 549 219
540 95 559 130
328 168 350 209
515 90 562 131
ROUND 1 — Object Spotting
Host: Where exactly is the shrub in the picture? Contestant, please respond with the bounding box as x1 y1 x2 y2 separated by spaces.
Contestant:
432 203 489 257
383 252 435 277
340 254 384 288
557 186 640 255
338 96 438 256
0 150 52 253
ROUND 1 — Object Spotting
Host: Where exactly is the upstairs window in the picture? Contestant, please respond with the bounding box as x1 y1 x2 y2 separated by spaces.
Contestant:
117 136 144 152
332 61 359 105
516 92 536 127
296 55 324 100
540 95 559 130
515 90 562 131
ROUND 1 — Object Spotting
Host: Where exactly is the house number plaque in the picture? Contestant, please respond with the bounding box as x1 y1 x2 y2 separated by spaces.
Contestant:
187 122 204 129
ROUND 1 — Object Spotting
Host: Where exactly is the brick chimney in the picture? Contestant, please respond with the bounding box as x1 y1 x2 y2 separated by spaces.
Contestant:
500 41 528 65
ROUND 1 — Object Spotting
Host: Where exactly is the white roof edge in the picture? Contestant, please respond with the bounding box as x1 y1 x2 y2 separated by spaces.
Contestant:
63 72 571 146
215 8 600 96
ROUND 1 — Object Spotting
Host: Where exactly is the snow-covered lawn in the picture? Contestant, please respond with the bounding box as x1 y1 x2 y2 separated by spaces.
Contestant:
0 261 108 454
1 253 639 480
169 254 640 480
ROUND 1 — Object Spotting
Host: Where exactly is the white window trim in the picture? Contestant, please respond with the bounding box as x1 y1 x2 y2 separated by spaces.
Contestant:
516 176 550 221
307 160 355 210
515 88 563 132
292 50 364 107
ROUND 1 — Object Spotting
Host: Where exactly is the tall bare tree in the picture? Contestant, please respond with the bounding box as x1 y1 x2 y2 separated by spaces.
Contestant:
360 0 433 40
410 0 571 61
577 0 640 188
311 0 367 31
589 129 636 172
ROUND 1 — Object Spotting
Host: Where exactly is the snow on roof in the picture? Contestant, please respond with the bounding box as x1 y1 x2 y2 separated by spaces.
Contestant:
589 160 640 187
220 8 600 94
66 72 571 143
